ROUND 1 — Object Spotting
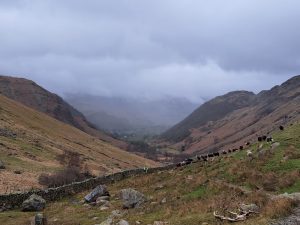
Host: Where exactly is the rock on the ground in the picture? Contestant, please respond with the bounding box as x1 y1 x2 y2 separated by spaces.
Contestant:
31 213 47 225
270 207 300 225
120 188 146 209
97 195 110 201
240 203 259 212
271 142 280 150
153 222 168 225
0 160 5 169
97 218 113 225
273 193 300 202
22 194 46 212
117 219 129 225
100 206 110 211
84 185 109 203
110 210 123 218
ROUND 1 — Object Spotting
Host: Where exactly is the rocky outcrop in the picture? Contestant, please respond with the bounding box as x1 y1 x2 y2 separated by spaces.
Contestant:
22 194 46 212
119 188 146 209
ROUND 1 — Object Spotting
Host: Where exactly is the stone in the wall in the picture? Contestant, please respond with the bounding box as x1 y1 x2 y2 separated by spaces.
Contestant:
22 194 46 212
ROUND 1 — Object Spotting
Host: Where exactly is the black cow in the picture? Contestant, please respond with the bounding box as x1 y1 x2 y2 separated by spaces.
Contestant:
222 150 227 155
262 135 267 141
214 152 220 157
246 142 251 146
266 137 273 142
208 153 214 158
184 158 193 164
258 137 263 142
201 155 208 161
279 125 284 131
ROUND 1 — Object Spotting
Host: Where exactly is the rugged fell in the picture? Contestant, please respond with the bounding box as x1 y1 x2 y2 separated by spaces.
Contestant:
161 75 300 154
0 94 158 193
0 76 127 149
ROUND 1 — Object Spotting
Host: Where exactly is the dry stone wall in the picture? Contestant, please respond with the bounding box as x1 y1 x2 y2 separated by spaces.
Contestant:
0 164 176 208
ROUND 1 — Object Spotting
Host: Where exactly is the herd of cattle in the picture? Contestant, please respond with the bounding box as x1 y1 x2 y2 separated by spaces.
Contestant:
176 128 280 167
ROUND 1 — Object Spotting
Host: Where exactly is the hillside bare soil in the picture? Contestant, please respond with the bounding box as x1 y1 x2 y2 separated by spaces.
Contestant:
0 94 159 193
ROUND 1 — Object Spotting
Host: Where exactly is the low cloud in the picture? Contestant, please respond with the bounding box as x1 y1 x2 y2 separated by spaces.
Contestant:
0 0 298 102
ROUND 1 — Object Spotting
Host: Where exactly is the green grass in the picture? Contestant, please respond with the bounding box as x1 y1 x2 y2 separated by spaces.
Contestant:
280 180 300 194
185 185 208 199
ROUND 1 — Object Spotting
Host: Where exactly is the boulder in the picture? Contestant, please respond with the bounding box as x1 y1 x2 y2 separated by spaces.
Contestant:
120 188 146 209
97 195 110 201
153 222 168 225
271 142 280 150
117 220 130 225
97 218 113 225
22 194 46 212
110 210 124 219
273 192 300 201
240 203 259 212
96 198 109 206
32 213 47 225
84 185 109 203
0 160 5 169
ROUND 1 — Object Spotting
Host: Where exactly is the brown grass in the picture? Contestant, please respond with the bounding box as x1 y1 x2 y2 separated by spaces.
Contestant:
263 198 295 219
0 94 159 193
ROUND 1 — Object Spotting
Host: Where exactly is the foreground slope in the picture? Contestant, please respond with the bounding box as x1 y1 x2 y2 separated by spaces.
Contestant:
0 94 158 193
0 75 127 149
161 75 300 154
2 122 300 225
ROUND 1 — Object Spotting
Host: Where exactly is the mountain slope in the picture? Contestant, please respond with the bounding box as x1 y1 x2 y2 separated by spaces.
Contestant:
161 75 300 154
162 91 255 142
0 75 127 149
0 94 159 193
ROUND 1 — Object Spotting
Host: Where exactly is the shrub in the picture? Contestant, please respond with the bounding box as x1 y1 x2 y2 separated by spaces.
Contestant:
38 167 90 188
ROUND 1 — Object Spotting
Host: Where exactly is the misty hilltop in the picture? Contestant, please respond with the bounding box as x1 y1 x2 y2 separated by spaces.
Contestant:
66 94 198 136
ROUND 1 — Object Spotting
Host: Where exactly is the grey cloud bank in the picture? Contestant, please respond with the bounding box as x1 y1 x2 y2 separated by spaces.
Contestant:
0 0 299 102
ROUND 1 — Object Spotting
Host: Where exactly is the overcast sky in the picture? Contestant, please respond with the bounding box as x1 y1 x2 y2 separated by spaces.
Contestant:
0 0 299 103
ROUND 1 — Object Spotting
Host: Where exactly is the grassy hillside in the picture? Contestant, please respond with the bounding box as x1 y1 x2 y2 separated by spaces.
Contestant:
1 122 299 225
0 75 128 150
0 94 159 193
